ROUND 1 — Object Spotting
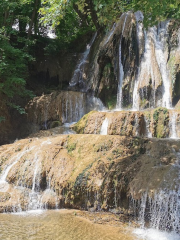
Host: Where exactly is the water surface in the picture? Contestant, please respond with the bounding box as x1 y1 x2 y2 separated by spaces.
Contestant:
0 210 136 240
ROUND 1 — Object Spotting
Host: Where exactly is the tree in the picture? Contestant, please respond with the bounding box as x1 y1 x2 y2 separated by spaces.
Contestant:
129 0 180 27
40 0 180 33
0 0 35 114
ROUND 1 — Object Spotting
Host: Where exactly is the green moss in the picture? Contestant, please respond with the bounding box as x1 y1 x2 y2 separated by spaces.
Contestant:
152 107 169 138
50 121 62 128
74 162 94 187
67 142 76 153
72 111 96 133
153 107 168 122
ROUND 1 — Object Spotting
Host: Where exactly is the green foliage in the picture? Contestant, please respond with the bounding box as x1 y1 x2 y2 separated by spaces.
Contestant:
0 31 34 103
128 0 180 27
67 142 77 153
40 0 180 35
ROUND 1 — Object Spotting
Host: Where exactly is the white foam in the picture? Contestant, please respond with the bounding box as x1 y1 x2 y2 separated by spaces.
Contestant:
134 228 180 240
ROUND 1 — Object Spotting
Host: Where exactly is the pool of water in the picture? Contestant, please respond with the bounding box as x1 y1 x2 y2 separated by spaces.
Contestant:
0 210 137 240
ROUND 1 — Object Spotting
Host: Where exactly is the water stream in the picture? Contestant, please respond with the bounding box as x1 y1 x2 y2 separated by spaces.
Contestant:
170 112 178 139
69 33 97 88
100 118 109 135
116 13 128 110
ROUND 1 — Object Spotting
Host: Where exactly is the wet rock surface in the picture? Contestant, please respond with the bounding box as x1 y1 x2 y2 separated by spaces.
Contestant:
0 134 179 214
73 108 180 138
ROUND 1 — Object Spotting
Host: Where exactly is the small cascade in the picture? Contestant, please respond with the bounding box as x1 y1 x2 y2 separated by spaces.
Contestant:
116 13 128 109
87 95 106 112
69 32 97 88
44 98 49 130
133 189 180 234
61 92 86 123
170 112 178 139
100 118 109 135
131 152 180 236
103 23 116 46
144 115 152 138
28 152 42 211
0 147 34 192
134 113 139 136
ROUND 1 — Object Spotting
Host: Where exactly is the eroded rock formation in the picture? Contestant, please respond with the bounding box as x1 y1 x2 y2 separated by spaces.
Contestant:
0 135 179 214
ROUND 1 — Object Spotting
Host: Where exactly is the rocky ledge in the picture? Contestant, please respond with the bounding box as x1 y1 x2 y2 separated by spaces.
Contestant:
0 134 179 214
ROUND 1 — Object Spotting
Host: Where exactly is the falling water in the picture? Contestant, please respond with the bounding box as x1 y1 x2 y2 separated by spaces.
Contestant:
0 147 35 188
132 17 172 110
132 152 180 239
103 23 116 46
69 33 97 88
132 12 145 110
170 112 178 139
144 115 152 138
153 22 171 108
61 92 86 123
28 152 42 211
100 118 109 135
116 14 128 109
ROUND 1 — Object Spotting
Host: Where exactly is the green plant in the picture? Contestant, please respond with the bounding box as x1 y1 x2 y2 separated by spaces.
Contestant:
67 142 76 153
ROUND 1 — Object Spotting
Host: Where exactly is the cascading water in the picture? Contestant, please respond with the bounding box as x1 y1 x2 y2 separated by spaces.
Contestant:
132 152 180 239
116 13 128 110
170 112 178 139
132 17 172 110
144 115 152 138
103 23 116 46
100 118 109 135
69 33 97 88
132 12 144 110
61 92 86 123
0 146 35 192
153 21 171 108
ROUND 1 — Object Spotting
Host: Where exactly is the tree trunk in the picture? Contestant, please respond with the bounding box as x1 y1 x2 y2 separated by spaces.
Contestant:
28 0 40 38
85 0 101 30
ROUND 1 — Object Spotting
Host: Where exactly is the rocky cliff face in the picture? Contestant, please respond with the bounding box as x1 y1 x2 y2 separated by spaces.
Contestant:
73 12 180 110
0 134 178 214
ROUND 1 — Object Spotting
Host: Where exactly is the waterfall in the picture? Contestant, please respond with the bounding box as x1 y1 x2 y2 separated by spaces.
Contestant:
132 152 180 238
103 23 116 46
132 16 172 110
170 112 178 139
134 113 139 136
153 21 171 108
69 32 97 88
100 118 109 135
116 14 128 109
0 146 35 187
144 116 152 138
132 12 144 110
61 92 86 123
